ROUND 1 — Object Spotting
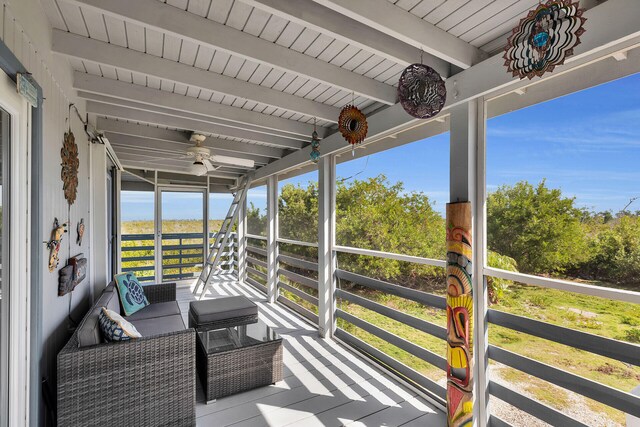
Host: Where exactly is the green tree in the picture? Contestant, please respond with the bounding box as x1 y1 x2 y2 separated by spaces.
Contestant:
278 181 318 243
487 180 590 274
335 175 446 287
246 202 267 236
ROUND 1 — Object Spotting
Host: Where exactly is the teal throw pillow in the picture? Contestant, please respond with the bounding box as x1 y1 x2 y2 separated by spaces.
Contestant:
99 308 141 341
114 272 149 316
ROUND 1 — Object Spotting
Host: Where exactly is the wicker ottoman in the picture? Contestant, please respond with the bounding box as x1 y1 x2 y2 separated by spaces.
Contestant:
188 296 258 331
196 321 283 402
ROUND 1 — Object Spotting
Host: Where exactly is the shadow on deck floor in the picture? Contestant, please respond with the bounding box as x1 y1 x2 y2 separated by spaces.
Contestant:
176 276 445 427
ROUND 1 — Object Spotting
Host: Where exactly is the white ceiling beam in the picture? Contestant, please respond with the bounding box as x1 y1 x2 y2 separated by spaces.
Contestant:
52 30 340 122
117 156 242 179
114 149 254 173
61 0 397 104
96 118 285 159
106 133 272 165
87 102 305 150
74 72 325 139
311 0 487 69
124 169 236 188
80 90 307 143
237 0 448 75
255 0 640 181
121 160 241 181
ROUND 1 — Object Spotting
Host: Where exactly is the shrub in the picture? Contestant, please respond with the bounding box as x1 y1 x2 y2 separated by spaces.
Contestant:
623 328 640 343
486 251 518 304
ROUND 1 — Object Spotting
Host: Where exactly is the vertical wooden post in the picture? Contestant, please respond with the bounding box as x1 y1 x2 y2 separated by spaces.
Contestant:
446 202 474 427
318 154 336 338
266 175 279 303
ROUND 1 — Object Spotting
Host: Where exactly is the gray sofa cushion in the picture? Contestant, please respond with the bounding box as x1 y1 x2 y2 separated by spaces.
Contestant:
77 285 116 347
189 295 257 325
106 287 121 314
130 315 186 337
125 301 181 321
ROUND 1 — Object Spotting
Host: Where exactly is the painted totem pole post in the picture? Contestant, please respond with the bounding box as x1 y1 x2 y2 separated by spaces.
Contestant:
446 201 473 427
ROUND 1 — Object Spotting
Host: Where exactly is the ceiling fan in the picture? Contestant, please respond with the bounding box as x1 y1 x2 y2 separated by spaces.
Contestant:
137 133 255 176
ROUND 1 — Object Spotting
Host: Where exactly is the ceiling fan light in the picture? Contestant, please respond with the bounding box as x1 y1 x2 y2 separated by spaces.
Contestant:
190 161 208 176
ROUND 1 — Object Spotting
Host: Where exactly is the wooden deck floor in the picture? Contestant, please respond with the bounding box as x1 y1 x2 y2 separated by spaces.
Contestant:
176 275 445 427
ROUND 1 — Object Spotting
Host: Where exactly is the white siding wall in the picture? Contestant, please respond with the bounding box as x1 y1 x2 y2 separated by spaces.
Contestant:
1 1 96 424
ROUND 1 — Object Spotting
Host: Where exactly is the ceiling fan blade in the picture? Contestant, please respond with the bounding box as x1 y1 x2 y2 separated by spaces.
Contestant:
209 154 254 168
204 159 217 171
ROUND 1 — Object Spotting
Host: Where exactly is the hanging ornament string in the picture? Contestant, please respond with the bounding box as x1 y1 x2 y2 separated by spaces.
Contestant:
309 117 321 164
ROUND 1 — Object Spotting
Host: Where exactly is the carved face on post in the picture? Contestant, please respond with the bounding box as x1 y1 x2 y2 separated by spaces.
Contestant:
446 202 474 427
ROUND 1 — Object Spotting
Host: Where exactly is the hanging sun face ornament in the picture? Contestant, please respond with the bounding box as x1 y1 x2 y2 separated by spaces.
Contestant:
397 63 446 119
504 0 586 80
61 130 80 205
338 105 368 153
310 119 321 164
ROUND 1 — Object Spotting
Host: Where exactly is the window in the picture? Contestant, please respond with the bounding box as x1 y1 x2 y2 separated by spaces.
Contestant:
246 185 267 237
335 134 449 259
485 73 640 425
278 170 318 244
120 190 155 281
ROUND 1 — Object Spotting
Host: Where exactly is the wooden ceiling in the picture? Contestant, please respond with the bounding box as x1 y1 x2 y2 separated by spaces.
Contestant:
46 0 599 187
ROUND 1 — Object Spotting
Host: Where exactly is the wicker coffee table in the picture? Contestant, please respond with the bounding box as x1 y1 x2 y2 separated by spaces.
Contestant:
196 320 283 403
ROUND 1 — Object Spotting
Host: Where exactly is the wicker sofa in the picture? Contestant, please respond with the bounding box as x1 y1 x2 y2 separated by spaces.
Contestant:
57 282 195 427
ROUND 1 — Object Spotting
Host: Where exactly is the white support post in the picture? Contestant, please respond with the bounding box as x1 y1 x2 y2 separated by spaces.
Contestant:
450 100 488 427
450 101 477 203
153 171 162 283
115 168 122 275
237 194 247 282
318 154 337 338
266 176 279 303
205 176 210 273
474 99 490 427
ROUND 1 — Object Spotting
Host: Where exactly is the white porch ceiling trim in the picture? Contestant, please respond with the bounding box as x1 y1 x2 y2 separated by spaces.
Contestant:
81 91 308 145
87 102 305 150
74 72 325 139
311 0 488 69
60 0 397 104
106 133 272 166
254 0 640 181
237 0 449 75
120 160 241 181
97 118 285 159
51 30 341 122
114 149 253 172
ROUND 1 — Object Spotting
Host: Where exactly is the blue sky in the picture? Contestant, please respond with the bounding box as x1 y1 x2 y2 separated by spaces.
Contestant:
122 72 640 221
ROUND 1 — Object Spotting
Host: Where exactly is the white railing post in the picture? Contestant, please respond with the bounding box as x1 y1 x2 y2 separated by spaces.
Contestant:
266 176 279 303
237 195 247 282
318 154 336 338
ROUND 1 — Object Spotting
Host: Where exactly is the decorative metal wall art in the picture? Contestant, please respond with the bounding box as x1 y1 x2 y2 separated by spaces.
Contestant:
61 131 80 205
77 218 85 245
310 119 320 163
446 202 473 427
338 105 368 148
46 218 68 272
503 0 586 80
397 63 446 119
